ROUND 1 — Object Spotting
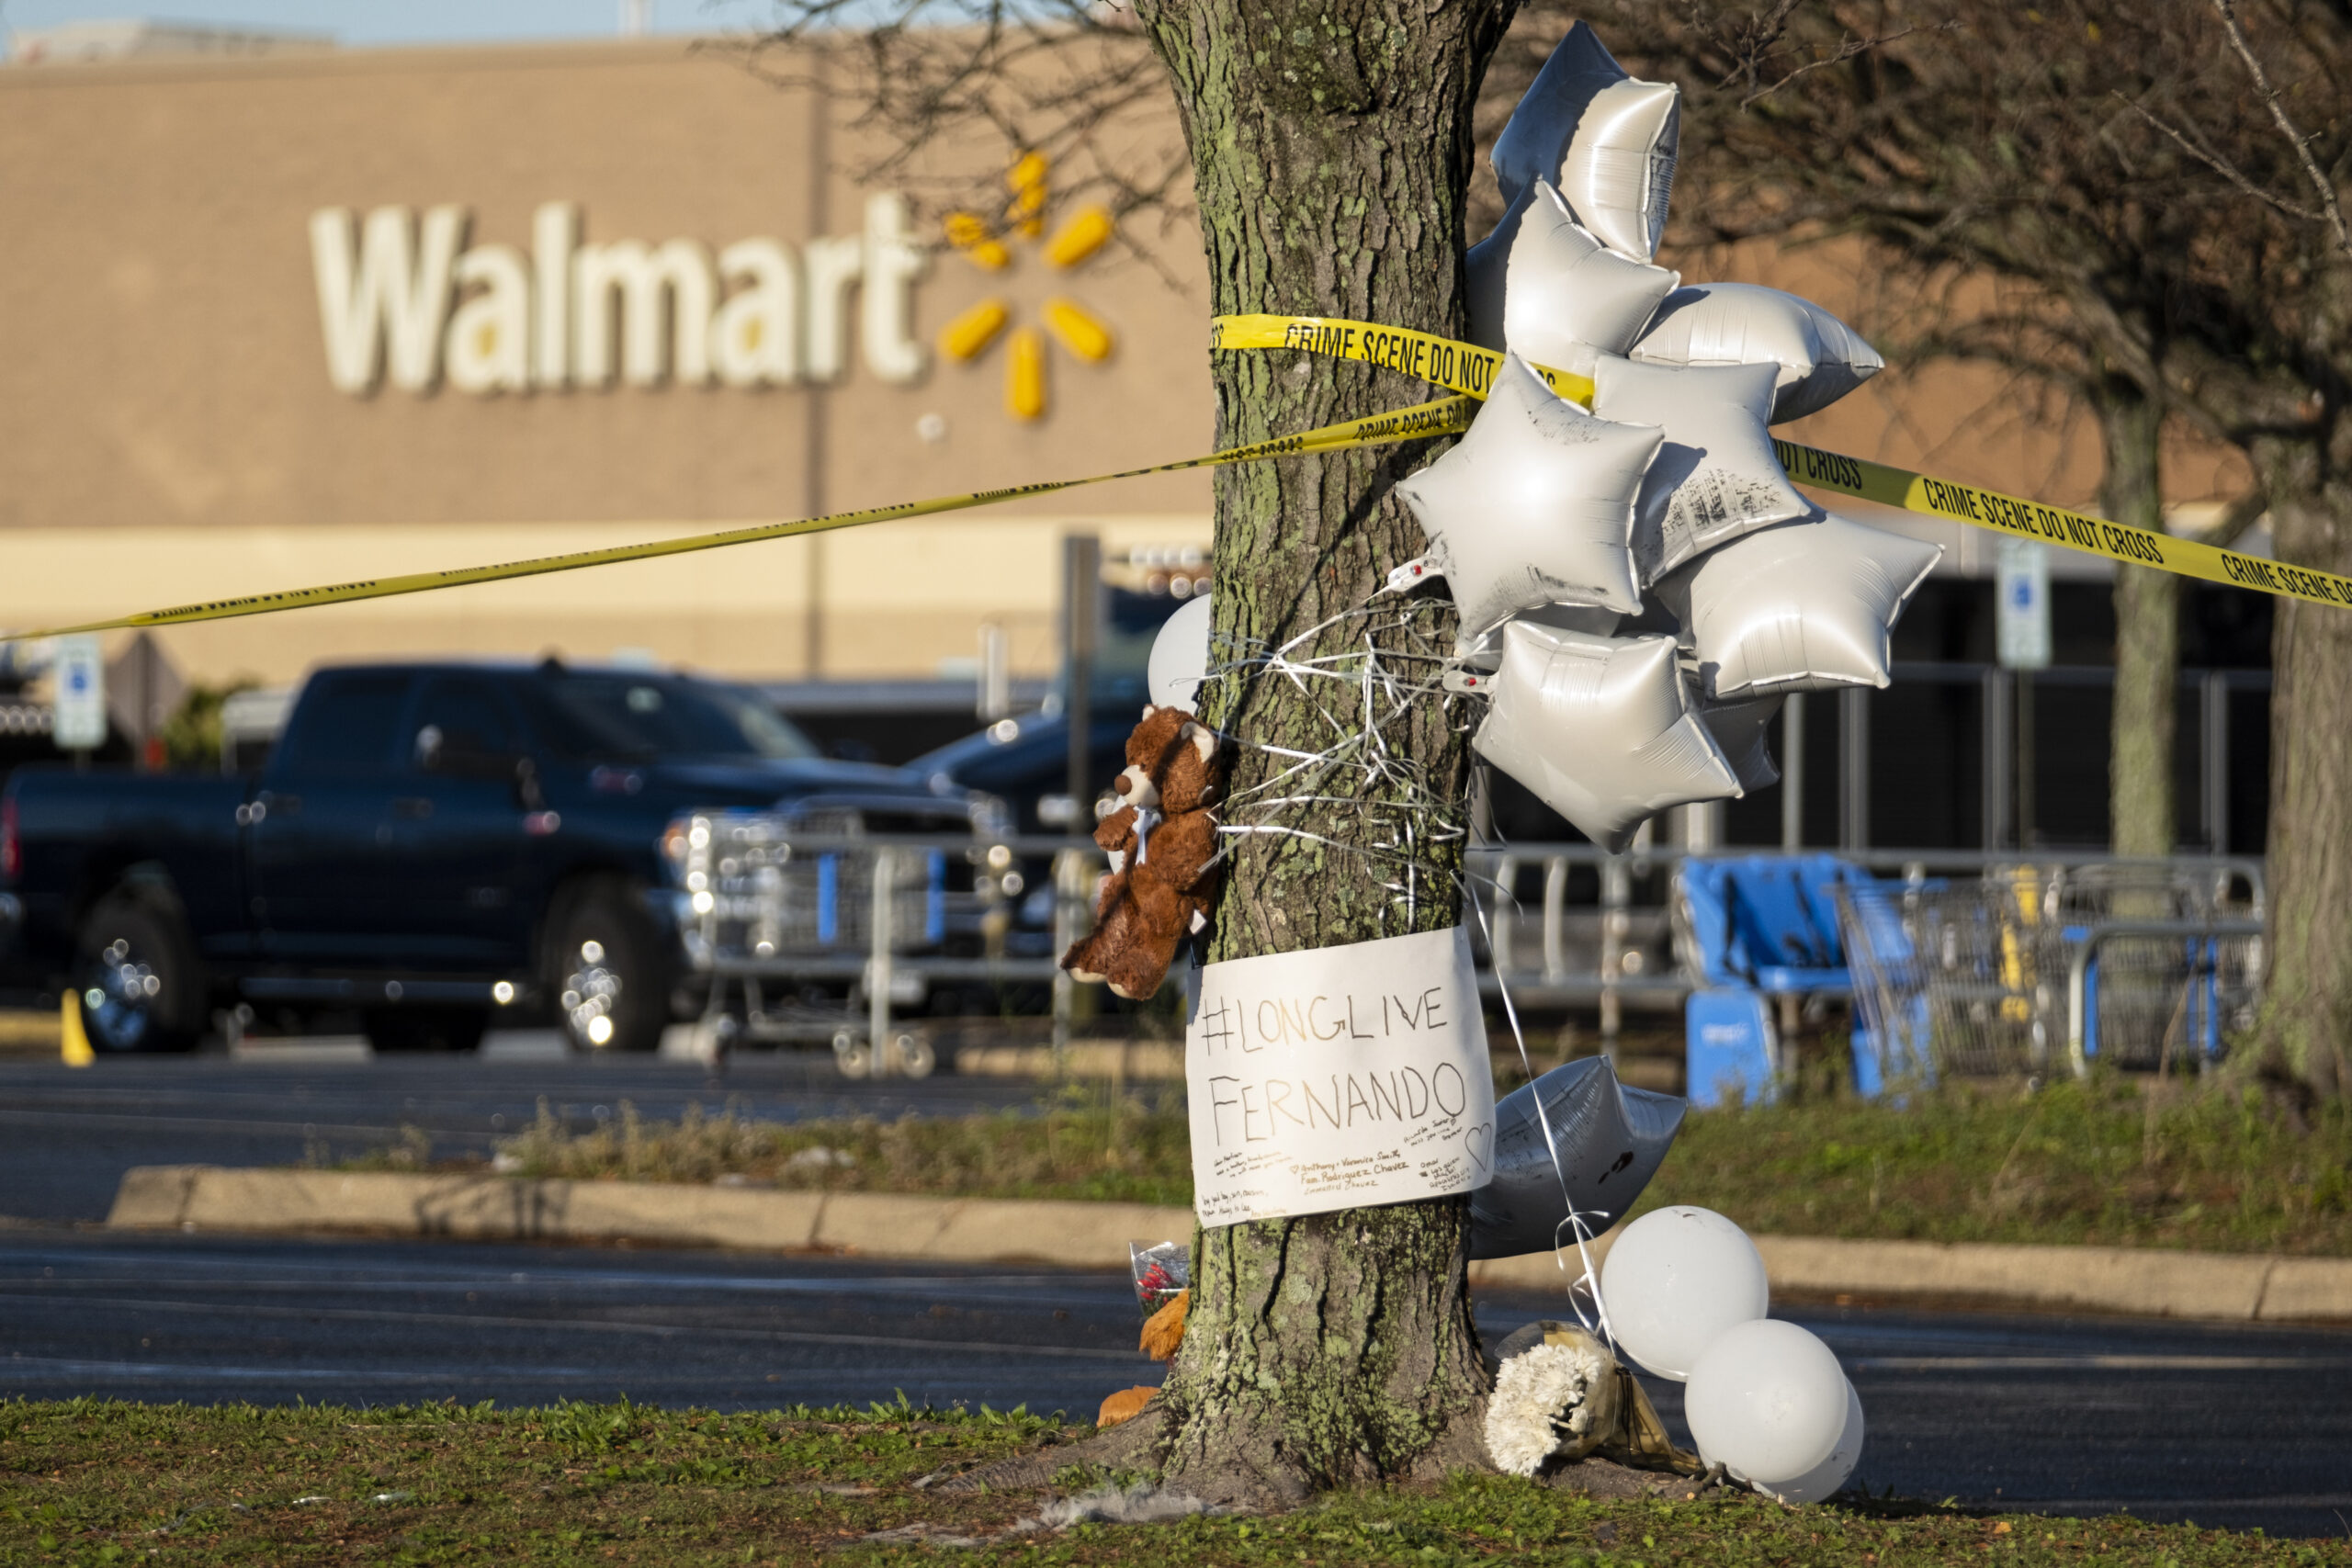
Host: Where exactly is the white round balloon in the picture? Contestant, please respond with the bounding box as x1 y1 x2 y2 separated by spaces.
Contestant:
1684 1318 1852 1489
1755 1376 1865 1505
1596 1205 1769 1381
1147 593 1212 713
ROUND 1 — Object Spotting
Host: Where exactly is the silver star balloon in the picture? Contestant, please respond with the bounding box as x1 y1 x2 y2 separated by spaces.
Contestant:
1558 77 1681 264
1632 281 1885 423
1659 513 1945 699
1491 22 1628 209
1395 354 1662 637
1591 353 1812 584
1471 620 1743 853
1467 179 1680 379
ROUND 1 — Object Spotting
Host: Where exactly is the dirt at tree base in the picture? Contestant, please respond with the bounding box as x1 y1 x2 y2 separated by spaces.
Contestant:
935 1397 1695 1513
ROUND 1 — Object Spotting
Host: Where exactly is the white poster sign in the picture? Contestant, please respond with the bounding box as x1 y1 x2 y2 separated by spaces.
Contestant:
1186 924 1497 1227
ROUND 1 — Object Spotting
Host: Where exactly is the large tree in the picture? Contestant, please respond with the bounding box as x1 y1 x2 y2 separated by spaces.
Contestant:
752 0 1520 1499
1129 0 1511 1502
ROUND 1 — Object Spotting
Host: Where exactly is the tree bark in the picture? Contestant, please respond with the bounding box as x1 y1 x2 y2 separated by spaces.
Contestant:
2100 385 2178 860
2242 434 2352 1104
1133 0 1514 1504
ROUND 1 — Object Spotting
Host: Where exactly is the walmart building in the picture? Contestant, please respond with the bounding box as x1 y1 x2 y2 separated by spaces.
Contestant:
0 24 2278 852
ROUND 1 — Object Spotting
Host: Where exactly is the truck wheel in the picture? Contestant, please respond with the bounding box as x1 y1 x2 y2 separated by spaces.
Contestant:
74 892 203 1053
550 880 668 1054
363 1007 489 1055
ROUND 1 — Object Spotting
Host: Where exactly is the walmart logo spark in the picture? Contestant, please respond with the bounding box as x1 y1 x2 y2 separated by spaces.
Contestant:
936 153 1116 421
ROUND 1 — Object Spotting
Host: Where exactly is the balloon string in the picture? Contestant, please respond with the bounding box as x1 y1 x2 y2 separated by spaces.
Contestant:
1184 587 1623 1345
1462 877 1618 1349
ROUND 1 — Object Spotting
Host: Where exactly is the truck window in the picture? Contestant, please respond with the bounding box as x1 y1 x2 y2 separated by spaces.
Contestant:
519 674 819 761
412 677 517 772
277 672 412 776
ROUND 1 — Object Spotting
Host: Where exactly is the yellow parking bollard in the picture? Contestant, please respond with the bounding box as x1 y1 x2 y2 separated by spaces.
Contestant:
60 991 94 1067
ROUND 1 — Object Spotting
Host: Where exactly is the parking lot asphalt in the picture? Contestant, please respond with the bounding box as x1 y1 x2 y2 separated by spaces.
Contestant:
6 1049 2348 1539
3 1228 2348 1539
0 1040 1070 1223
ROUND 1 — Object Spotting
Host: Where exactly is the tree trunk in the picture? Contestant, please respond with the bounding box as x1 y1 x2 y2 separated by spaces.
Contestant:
2101 386 2178 860
2242 435 2352 1103
1134 0 1514 1504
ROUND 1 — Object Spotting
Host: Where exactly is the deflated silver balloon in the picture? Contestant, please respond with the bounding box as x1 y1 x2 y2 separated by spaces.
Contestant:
1697 693 1784 791
1592 354 1812 584
1470 1056 1687 1259
1662 513 1945 698
1467 180 1681 379
1396 354 1661 635
1559 77 1680 264
1633 281 1885 423
1471 620 1742 854
1491 22 1628 209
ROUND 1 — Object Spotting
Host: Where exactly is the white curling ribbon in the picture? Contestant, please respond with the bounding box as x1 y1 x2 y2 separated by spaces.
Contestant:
1467 180 1681 378
1395 354 1661 642
1147 592 1214 713
1590 354 1812 584
1661 513 1944 699
1632 281 1886 423
1491 21 1630 209
1185 924 1498 1228
1557 76 1680 265
1470 621 1741 854
1696 693 1784 791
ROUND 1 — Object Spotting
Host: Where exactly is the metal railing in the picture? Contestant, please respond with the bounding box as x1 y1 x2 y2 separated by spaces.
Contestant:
670 822 2274 1076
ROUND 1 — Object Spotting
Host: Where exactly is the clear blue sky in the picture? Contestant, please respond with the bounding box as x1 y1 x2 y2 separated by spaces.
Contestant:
1 0 763 50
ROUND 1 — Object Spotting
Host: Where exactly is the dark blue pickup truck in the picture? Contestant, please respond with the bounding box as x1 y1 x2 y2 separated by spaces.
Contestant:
0 660 987 1054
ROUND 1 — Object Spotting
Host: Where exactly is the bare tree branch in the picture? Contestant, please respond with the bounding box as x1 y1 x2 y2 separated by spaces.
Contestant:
2109 91 2324 222
2208 0 2352 257
1739 23 1955 109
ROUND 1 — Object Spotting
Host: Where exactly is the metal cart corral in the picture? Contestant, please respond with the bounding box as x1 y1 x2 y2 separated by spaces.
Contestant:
666 806 1103 1076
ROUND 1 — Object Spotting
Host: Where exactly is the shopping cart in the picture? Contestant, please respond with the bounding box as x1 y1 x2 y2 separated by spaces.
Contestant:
1835 865 2267 1084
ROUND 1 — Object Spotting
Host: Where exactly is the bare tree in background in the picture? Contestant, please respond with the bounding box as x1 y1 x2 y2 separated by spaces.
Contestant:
743 0 1513 1501
1514 0 2352 1100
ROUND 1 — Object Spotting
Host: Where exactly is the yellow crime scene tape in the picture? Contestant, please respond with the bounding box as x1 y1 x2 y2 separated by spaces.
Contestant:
1222 311 2352 613
0 394 1472 642
6 311 2346 640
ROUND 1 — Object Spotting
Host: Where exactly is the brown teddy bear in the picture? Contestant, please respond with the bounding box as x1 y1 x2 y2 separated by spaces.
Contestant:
1060 704 1229 999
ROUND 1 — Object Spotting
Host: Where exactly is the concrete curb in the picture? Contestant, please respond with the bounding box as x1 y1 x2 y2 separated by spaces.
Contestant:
108 1166 2352 1324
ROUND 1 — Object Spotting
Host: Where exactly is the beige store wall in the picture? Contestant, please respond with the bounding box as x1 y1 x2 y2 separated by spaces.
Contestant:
0 512 1213 687
0 38 1215 686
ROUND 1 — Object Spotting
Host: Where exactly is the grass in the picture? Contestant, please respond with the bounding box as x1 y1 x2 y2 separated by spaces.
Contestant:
368 1072 2352 1257
3 1398 2342 1564
380 1072 2352 1259
441 1084 1194 1208
1652 1073 2352 1256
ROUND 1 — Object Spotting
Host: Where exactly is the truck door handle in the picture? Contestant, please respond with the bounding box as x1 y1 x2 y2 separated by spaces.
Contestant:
392 796 434 819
